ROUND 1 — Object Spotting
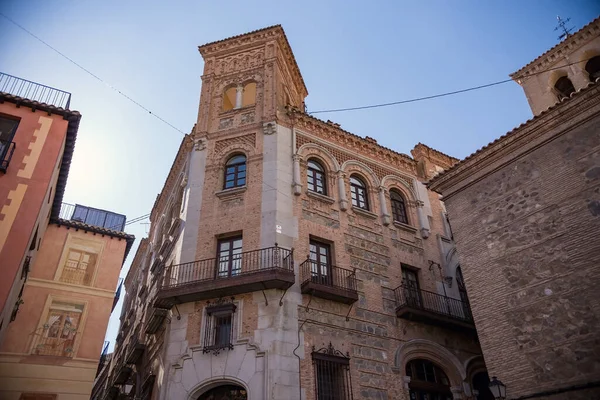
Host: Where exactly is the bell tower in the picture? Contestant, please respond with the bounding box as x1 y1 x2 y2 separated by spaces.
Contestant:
510 17 600 116
195 25 308 136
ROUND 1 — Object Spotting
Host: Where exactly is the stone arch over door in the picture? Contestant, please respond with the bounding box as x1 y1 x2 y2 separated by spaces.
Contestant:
395 339 467 395
190 377 248 400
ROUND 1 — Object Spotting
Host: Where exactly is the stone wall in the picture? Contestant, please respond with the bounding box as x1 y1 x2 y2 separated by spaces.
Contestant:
438 95 600 398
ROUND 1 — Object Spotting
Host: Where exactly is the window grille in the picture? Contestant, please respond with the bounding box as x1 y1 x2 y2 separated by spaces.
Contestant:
202 301 236 355
312 342 353 400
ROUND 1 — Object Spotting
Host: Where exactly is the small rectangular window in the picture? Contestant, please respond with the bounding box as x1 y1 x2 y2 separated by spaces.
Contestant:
312 344 353 400
202 303 236 355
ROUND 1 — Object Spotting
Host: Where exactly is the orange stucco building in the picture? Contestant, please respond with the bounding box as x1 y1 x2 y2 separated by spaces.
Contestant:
0 74 134 399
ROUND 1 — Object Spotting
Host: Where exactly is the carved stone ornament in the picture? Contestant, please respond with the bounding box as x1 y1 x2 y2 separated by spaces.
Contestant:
263 122 276 135
193 138 207 151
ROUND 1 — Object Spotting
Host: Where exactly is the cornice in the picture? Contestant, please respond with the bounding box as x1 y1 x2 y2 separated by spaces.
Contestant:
510 16 600 79
198 25 308 98
293 112 417 173
150 134 193 222
428 82 600 198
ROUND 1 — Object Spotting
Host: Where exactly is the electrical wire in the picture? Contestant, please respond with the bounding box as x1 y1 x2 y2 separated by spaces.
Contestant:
0 12 187 135
308 57 596 114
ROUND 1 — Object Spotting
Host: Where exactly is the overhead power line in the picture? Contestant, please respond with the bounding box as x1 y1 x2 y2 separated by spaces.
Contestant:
0 12 186 135
308 57 595 114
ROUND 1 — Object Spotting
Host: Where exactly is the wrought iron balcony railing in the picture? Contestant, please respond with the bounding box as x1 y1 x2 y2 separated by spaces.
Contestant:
161 245 293 289
155 245 294 307
393 284 475 331
0 140 16 173
0 72 72 109
299 260 358 304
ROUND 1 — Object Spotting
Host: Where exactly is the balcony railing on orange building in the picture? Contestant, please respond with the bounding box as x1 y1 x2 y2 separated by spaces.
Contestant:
0 72 72 109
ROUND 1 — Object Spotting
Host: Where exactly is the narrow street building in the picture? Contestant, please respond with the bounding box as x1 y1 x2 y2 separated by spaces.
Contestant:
99 26 491 400
429 18 600 400
0 74 134 399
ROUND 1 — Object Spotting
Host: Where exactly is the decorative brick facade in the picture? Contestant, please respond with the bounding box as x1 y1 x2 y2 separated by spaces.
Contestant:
100 26 488 400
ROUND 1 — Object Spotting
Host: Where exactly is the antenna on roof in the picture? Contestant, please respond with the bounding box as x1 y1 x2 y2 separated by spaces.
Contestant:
554 16 574 41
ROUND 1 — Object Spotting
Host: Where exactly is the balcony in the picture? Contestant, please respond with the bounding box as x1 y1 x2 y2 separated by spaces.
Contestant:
394 285 475 332
300 260 358 304
126 337 146 365
0 72 72 109
0 140 16 173
114 364 133 385
145 307 168 334
155 245 294 308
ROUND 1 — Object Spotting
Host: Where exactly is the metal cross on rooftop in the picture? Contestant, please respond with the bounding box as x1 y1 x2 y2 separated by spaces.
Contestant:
555 15 574 41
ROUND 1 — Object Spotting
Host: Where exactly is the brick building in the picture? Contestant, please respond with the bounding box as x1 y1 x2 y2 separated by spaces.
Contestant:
97 26 493 400
429 18 600 400
0 74 134 399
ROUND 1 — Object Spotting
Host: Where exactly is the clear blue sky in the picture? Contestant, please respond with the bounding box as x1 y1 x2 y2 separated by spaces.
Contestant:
1 1 598 351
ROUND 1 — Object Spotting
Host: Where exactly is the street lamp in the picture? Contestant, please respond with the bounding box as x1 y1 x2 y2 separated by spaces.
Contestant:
124 383 134 395
489 376 507 400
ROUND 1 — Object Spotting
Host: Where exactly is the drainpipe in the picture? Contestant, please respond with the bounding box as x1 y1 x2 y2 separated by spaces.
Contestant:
293 319 309 400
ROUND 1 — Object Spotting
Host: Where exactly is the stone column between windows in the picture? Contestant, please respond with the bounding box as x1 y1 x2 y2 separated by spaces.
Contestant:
379 186 391 226
235 84 243 109
292 154 302 195
337 171 348 211
416 201 430 239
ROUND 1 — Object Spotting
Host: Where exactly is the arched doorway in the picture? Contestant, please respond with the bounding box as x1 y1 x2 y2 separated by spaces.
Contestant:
472 372 494 400
198 384 247 400
406 359 453 400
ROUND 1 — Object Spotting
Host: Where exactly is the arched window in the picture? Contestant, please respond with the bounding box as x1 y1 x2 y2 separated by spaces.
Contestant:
406 359 452 400
585 56 600 82
197 384 247 400
350 175 369 210
307 159 326 195
390 190 408 224
242 82 256 107
554 76 575 100
224 154 247 189
223 87 237 111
